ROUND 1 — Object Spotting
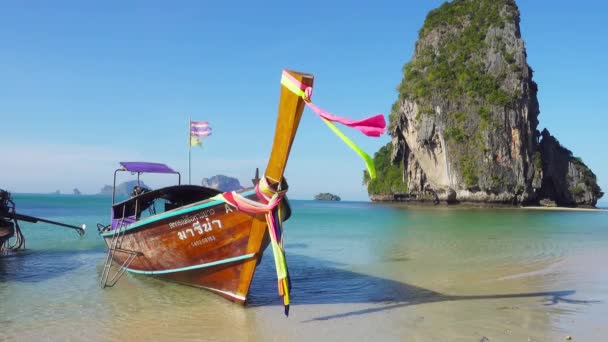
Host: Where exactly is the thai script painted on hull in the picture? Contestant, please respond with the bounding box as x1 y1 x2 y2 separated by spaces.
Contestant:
176 217 223 240
168 209 216 229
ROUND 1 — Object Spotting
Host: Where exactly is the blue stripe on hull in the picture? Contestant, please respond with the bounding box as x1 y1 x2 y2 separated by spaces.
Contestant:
125 253 256 275
101 190 255 237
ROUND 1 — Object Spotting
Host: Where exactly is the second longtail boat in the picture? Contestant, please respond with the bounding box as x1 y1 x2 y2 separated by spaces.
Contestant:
1 189 85 255
98 69 385 314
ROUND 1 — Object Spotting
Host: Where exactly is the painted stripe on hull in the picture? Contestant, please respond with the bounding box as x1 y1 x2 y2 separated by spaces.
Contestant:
125 253 256 275
101 190 256 237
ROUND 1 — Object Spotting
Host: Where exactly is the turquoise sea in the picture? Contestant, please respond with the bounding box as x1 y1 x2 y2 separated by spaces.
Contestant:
1 194 608 341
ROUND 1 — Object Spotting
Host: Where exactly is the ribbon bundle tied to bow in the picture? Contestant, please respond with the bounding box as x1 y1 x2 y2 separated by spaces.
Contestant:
212 178 291 316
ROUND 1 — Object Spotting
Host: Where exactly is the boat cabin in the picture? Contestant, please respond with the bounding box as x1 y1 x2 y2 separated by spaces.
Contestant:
110 162 221 230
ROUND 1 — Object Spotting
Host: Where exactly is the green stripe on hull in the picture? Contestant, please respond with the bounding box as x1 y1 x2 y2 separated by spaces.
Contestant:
101 190 255 237
125 253 256 275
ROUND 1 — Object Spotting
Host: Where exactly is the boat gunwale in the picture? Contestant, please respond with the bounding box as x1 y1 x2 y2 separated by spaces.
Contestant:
101 188 256 237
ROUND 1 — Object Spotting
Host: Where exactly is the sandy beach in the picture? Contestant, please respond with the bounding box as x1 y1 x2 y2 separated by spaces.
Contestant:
2 198 608 341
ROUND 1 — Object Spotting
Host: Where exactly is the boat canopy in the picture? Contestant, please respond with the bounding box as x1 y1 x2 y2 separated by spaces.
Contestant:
110 184 222 229
113 162 181 205
119 162 178 174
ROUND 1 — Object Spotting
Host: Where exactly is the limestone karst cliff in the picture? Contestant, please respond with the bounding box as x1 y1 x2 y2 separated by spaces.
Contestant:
538 129 603 207
379 0 602 206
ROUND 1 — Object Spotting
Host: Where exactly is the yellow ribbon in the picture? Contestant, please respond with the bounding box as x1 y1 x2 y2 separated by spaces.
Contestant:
321 119 376 179
280 74 306 99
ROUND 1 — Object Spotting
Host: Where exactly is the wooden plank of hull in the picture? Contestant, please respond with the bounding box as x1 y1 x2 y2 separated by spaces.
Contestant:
157 261 249 303
103 194 270 303
234 216 269 301
0 222 15 247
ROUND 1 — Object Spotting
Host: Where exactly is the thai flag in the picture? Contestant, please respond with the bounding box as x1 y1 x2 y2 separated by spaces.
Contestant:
190 121 212 137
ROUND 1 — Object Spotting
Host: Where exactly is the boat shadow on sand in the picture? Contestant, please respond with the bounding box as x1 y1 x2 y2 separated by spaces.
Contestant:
248 249 600 322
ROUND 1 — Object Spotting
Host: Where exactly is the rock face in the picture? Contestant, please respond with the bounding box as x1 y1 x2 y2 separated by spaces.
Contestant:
388 0 601 206
201 175 243 192
314 193 341 201
538 129 603 207
99 185 113 195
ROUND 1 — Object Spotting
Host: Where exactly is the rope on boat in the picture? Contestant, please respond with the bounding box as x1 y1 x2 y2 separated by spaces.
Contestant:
8 219 25 250
212 177 292 315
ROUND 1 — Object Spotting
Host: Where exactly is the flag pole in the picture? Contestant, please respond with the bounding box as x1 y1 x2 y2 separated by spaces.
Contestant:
188 116 192 185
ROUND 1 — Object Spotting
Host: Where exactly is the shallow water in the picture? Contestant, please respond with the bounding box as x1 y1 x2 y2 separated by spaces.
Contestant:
1 195 607 341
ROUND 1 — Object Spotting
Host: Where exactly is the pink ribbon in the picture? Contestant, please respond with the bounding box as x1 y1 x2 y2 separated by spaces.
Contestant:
281 70 386 137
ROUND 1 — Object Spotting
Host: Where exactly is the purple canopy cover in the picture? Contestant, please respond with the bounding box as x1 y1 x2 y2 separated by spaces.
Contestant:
119 162 177 174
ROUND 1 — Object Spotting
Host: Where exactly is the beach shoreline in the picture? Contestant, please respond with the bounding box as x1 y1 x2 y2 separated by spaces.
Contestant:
518 206 608 212
373 200 608 212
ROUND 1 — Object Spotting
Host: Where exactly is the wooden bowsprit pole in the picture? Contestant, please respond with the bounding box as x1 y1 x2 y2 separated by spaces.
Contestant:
188 116 192 185
235 70 314 307
11 213 86 236
264 70 314 188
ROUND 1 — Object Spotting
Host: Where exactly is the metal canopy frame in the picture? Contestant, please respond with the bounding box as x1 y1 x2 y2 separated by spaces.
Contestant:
112 162 181 205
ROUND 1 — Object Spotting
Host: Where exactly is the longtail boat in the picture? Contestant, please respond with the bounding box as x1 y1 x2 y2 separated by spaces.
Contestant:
98 69 386 313
1 189 86 255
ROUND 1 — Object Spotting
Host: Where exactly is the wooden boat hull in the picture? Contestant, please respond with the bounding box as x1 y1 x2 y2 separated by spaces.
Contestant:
0 221 14 240
1 221 15 253
100 70 314 308
101 189 286 303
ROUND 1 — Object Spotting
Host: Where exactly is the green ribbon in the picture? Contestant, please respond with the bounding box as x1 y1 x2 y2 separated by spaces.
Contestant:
321 119 376 179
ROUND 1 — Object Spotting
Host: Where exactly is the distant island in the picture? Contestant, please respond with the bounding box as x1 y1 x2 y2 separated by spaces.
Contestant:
98 180 149 197
73 188 81 195
96 175 245 197
201 175 244 192
364 0 603 208
314 193 341 201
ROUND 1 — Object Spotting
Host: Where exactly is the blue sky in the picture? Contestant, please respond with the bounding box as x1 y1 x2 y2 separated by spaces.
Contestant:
0 1 606 204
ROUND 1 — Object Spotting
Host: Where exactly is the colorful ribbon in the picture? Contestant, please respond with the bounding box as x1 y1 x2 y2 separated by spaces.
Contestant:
209 71 386 316
280 70 385 179
212 178 291 316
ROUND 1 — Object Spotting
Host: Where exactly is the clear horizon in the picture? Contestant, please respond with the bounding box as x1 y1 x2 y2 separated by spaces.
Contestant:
1 1 606 204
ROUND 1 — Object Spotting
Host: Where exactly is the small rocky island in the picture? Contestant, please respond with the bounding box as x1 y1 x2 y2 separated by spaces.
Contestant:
201 175 244 192
365 0 603 207
99 180 150 197
314 193 341 201
97 175 245 196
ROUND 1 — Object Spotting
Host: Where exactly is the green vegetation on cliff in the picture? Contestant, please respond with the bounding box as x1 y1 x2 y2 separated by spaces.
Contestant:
363 143 408 195
398 0 517 105
571 157 603 198
390 0 520 131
